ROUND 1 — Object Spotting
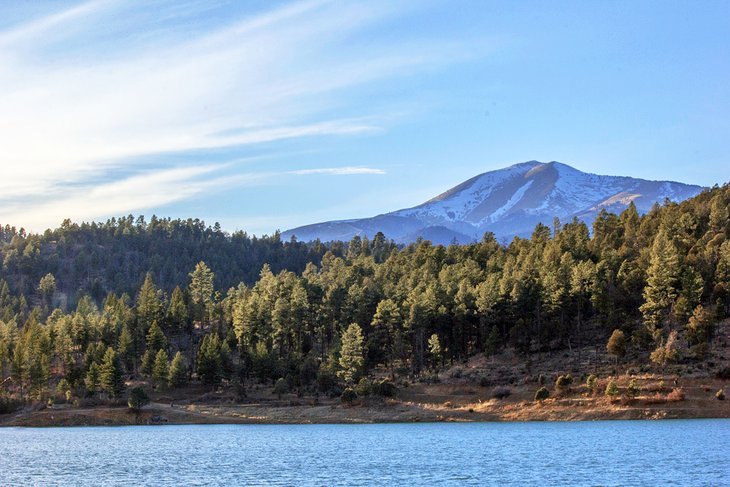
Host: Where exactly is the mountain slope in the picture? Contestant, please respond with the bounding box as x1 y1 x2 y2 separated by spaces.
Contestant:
283 161 706 244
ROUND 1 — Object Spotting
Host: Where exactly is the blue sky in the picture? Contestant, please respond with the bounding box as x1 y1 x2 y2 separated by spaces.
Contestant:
1 0 728 235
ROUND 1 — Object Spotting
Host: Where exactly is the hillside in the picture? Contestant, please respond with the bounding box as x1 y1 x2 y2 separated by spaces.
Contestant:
1 181 729 425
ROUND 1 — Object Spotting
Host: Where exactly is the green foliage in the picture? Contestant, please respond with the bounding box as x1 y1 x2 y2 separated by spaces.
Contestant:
99 347 124 398
372 379 397 397
0 186 728 404
340 387 357 404
427 334 442 367
555 374 573 390
38 273 56 303
197 334 223 385
640 229 680 332
168 351 187 388
626 379 641 398
140 349 155 377
152 349 169 385
145 321 167 352
650 330 681 367
338 324 365 384
354 377 372 397
127 387 150 411
85 362 101 395
586 374 597 391
685 304 715 346
605 379 619 397
534 387 550 402
606 329 627 361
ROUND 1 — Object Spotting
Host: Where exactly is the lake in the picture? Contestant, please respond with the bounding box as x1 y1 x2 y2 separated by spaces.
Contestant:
1 420 728 486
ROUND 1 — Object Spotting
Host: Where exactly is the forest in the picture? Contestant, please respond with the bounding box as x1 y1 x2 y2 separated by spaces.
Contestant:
0 183 729 408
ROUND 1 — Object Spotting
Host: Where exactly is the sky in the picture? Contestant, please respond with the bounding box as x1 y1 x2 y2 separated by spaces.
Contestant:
1 0 729 235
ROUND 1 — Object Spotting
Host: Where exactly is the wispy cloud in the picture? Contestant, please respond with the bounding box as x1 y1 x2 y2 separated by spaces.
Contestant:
0 0 475 231
290 167 386 176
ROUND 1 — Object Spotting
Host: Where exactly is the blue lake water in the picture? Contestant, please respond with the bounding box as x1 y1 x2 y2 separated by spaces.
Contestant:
1 420 728 486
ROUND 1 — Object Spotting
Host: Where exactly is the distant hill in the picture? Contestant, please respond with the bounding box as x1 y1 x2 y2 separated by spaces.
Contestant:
283 161 706 244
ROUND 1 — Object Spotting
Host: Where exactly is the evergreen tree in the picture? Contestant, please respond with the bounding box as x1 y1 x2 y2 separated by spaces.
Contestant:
145 321 167 352
137 273 163 334
338 323 365 383
189 261 215 322
38 273 56 306
85 362 100 395
640 229 680 335
100 347 125 398
168 351 188 388
117 324 135 372
167 286 188 334
427 333 442 369
152 349 169 386
606 329 627 365
197 334 222 385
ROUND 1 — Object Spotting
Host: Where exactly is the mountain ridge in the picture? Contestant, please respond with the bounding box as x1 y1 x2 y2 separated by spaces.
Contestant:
283 161 706 244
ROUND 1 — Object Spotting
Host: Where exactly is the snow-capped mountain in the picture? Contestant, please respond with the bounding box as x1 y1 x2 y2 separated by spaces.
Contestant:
283 161 705 245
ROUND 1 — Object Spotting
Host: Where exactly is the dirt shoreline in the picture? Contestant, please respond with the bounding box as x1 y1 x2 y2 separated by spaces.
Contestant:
4 379 728 427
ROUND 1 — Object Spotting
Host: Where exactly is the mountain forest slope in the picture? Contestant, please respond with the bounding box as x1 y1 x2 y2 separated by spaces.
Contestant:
0 182 729 420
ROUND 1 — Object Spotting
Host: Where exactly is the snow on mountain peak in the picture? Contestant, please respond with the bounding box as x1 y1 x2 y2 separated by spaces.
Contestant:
283 161 706 244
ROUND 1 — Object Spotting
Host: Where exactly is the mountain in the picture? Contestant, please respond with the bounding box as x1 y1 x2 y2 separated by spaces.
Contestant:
283 161 706 244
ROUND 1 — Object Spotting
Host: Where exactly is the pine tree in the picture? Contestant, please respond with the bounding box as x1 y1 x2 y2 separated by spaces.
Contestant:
189 261 215 322
428 333 442 369
85 362 100 395
145 321 167 352
197 334 222 385
152 349 169 385
338 323 365 383
168 351 187 388
685 304 715 347
640 229 680 334
606 329 627 365
117 324 135 372
167 286 188 334
137 273 163 333
140 349 155 376
37 273 56 306
100 347 125 398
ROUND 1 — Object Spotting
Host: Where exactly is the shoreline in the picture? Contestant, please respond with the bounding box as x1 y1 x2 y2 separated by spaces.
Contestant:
4 387 728 427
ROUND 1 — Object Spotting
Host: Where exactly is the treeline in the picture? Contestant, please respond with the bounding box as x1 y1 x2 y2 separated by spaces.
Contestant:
0 215 340 304
1 184 729 405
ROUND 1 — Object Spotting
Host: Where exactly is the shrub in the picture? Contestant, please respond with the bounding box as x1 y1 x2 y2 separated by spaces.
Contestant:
626 379 641 398
56 379 71 397
373 379 397 397
340 388 357 404
605 379 619 397
127 387 150 412
354 378 372 397
716 389 725 401
555 374 573 390
317 368 338 394
492 386 511 399
273 378 289 398
534 387 550 402
667 388 685 402
0 397 22 414
586 374 597 391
